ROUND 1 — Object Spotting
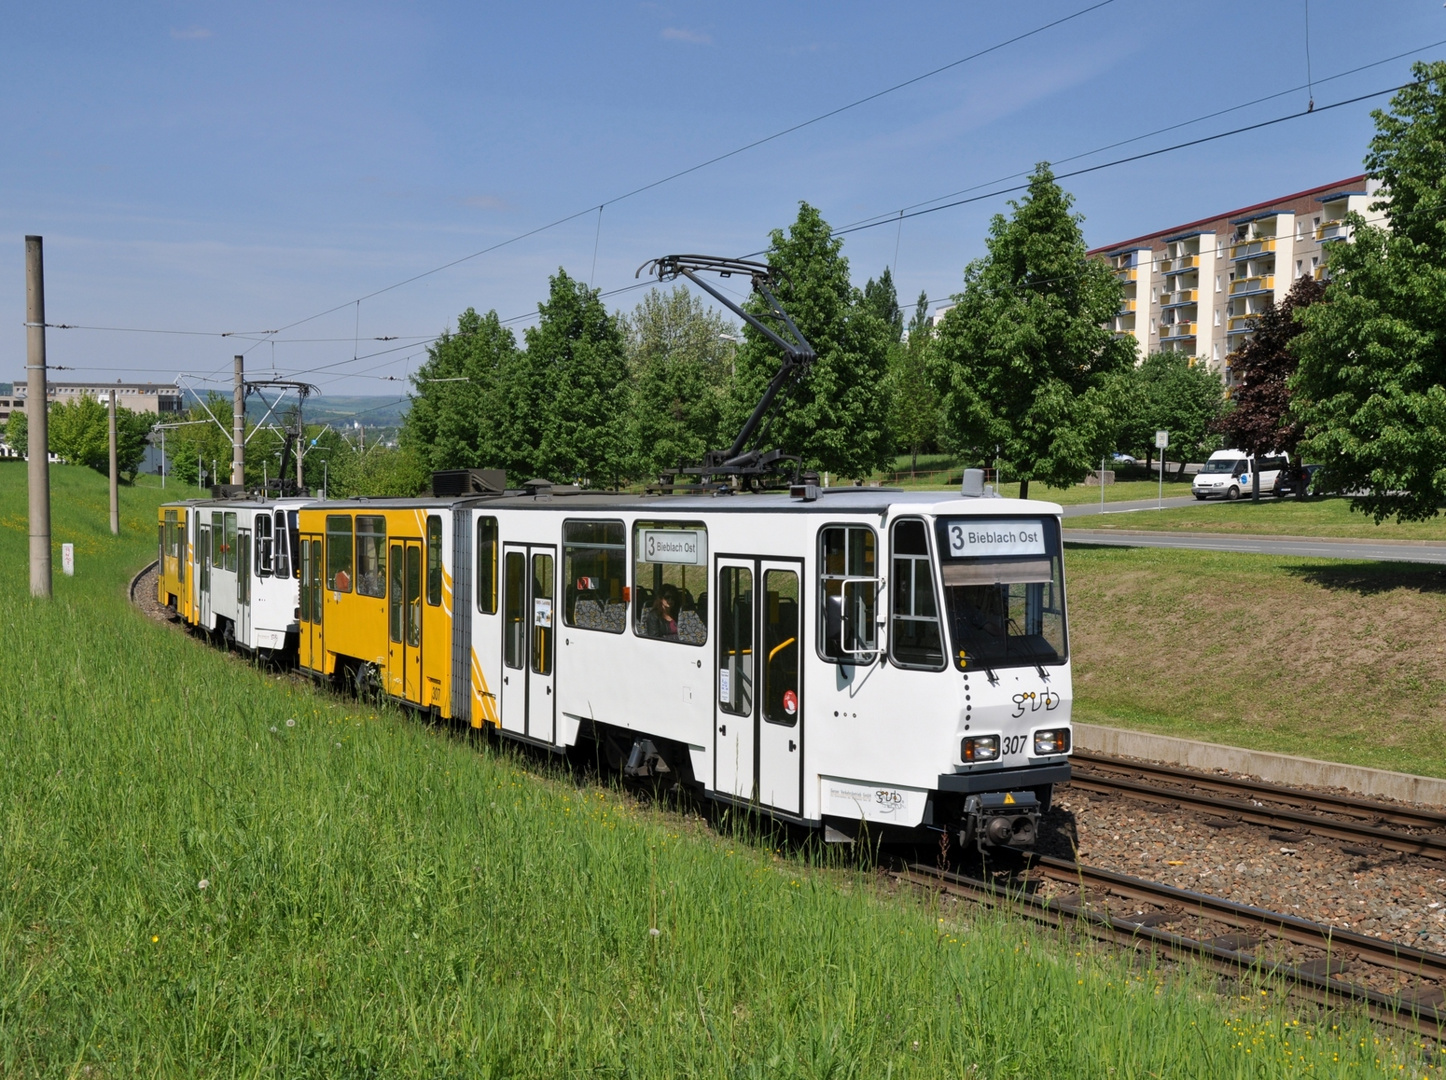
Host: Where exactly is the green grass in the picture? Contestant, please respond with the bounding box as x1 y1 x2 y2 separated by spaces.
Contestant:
0 463 1434 1076
1065 495 1446 540
1068 543 1446 778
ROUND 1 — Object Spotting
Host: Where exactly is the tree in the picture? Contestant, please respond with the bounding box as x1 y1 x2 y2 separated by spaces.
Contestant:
933 164 1134 499
3 408 26 454
524 269 632 486
402 308 521 476
862 266 904 344
164 394 237 486
47 394 157 480
888 290 940 476
723 202 893 479
327 441 428 498
622 286 735 480
1130 352 1226 476
1213 276 1325 462
1292 61 1446 522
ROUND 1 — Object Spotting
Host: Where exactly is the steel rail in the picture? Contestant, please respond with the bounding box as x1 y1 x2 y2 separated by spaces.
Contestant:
905 860 1446 1037
1071 750 1446 831
1068 764 1446 861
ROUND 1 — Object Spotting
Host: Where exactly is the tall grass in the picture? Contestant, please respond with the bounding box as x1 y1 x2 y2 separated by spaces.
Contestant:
0 464 1433 1076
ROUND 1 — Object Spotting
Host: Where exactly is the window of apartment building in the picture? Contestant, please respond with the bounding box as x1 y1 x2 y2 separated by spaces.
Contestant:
1312 256 1319 272
1150 318 1157 333
1214 310 1221 327
1296 259 1304 278
1213 344 1220 361
1151 286 1158 302
1215 275 1221 293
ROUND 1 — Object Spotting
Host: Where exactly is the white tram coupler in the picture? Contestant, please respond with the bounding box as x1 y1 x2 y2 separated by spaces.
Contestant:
961 790 1041 853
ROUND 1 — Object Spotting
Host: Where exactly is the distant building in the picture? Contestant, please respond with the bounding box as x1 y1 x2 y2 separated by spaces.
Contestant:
6 380 184 425
1089 176 1384 385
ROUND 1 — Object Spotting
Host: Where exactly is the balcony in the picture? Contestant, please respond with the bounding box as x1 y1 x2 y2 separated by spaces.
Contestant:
1229 275 1274 296
1316 221 1350 242
1161 289 1198 308
1160 255 1199 275
1313 265 1328 281
1231 238 1276 260
1227 314 1261 332
1118 298 1138 314
1115 267 1138 282
1161 321 1197 339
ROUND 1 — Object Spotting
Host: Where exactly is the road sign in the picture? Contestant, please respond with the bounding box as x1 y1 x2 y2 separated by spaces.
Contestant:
1155 430 1169 449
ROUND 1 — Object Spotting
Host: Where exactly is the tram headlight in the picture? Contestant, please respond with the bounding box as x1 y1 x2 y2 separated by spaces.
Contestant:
1034 728 1071 755
961 735 999 763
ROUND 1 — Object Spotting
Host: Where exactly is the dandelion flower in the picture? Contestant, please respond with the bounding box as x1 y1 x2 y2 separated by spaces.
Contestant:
649 928 661 937
198 879 209 890
269 726 278 733
151 935 159 943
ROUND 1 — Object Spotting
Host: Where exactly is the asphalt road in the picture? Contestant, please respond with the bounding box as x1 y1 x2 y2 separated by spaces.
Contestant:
1063 528 1446 564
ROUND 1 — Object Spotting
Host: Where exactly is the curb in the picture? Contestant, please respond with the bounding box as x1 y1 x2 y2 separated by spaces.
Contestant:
1073 722 1446 807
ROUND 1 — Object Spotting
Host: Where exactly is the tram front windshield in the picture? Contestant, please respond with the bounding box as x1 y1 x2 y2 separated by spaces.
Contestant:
935 517 1066 668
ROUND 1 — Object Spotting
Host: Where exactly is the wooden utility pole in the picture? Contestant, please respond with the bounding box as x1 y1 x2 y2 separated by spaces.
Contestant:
25 236 51 597
108 389 119 535
231 354 245 486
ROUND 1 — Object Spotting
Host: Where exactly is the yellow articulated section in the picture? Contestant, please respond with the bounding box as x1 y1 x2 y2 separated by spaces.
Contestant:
296 503 455 718
156 505 191 623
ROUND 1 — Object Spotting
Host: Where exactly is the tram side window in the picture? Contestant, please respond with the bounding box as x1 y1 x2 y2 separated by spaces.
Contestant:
273 510 289 578
818 525 878 662
890 519 945 670
476 517 498 614
426 515 443 606
356 515 387 598
503 551 526 669
563 520 626 633
299 541 312 623
212 512 224 568
255 513 272 576
762 569 800 726
632 521 708 646
224 513 238 573
326 514 353 592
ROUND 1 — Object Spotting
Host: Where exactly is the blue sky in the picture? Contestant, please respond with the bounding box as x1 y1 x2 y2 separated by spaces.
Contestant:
2 0 1441 397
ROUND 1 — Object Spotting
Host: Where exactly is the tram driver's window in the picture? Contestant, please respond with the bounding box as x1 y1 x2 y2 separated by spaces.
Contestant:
326 514 353 592
890 519 944 669
632 521 709 646
818 525 877 662
563 520 626 633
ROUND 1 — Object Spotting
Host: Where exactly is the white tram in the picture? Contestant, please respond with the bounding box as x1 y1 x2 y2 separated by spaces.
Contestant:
290 479 1073 850
157 495 307 658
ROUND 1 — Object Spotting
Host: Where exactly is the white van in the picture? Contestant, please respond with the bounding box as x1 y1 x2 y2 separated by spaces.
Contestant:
1192 449 1291 501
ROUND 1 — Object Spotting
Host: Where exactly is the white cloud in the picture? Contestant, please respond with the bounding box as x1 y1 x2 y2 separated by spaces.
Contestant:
170 27 213 40
661 27 710 44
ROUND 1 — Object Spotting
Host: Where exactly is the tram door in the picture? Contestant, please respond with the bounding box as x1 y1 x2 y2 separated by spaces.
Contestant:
236 531 251 645
499 544 556 742
388 540 424 704
198 524 212 628
299 535 324 671
713 557 804 815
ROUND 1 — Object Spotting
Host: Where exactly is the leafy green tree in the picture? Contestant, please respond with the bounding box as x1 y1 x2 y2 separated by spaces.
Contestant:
524 269 632 486
4 408 26 454
623 286 735 480
47 394 157 480
1292 61 1446 522
402 308 520 474
1213 276 1324 464
327 440 428 498
933 164 1134 499
164 394 236 486
888 291 941 476
863 266 904 343
1127 352 1226 475
723 203 893 479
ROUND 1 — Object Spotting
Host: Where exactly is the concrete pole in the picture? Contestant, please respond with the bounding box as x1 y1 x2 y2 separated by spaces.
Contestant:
25 236 51 598
108 389 119 535
231 354 245 486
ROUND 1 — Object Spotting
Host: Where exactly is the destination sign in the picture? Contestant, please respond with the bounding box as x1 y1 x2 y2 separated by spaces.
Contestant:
639 529 707 566
944 520 1046 559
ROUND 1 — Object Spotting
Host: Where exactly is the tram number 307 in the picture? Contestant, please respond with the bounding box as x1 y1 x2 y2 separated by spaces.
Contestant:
1002 734 1029 756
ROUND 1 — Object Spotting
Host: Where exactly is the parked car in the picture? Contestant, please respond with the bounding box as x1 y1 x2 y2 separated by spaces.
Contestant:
1191 449 1292 500
1111 453 1139 466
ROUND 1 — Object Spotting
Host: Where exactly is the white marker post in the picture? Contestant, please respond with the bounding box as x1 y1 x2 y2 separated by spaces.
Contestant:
61 542 74 576
1155 430 1169 510
1101 456 1106 514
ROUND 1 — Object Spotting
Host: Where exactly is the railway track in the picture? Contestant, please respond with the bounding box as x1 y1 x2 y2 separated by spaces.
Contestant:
904 856 1446 1038
1068 750 1446 860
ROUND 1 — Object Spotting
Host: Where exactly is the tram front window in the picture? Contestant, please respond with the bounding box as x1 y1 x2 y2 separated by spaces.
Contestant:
935 518 1067 670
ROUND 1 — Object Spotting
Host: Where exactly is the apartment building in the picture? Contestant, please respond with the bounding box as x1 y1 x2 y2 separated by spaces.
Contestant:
7 380 184 420
1090 176 1383 384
